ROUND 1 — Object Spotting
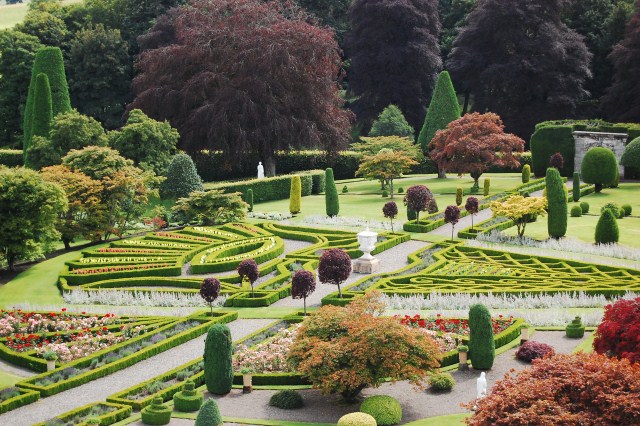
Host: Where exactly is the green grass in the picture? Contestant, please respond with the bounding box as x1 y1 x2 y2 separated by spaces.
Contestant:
253 173 523 223
0 370 20 388
404 413 470 425
0 0 82 29
0 243 107 308
504 182 640 248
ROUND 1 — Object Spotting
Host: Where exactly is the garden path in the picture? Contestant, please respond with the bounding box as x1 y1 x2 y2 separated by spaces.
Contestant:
1 319 276 426
271 239 430 308
125 331 588 425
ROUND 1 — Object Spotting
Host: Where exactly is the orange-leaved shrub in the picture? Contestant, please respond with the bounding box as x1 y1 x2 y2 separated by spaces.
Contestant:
465 352 640 425
287 292 441 401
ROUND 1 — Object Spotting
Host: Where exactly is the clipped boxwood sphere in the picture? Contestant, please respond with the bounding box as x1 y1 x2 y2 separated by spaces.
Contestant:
621 204 632 216
620 136 640 170
337 412 377 426
581 147 618 192
269 390 304 409
360 395 402 426
570 205 582 217
580 201 590 214
429 372 455 392
601 202 622 219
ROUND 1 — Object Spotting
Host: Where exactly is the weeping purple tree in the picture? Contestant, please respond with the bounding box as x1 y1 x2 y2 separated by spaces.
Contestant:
200 278 221 316
318 248 352 298
445 205 461 241
291 270 316 316
237 259 259 298
383 201 398 232
465 196 479 230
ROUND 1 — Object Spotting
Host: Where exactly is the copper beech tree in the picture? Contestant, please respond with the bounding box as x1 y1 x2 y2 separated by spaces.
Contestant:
430 113 524 190
131 0 352 177
465 352 640 425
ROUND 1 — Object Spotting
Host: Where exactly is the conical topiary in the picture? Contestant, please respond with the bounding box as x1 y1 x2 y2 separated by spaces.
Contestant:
522 164 531 184
203 323 233 394
468 304 495 370
418 71 461 155
565 316 585 338
546 167 567 239
595 209 619 245
246 189 254 212
26 73 53 168
290 175 301 214
173 379 203 412
160 153 204 199
572 172 581 202
195 398 223 426
325 168 339 217
140 396 171 425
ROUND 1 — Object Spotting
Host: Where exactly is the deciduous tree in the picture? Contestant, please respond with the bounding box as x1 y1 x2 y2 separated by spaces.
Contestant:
383 201 398 232
356 150 418 199
318 248 351 298
403 185 438 223
291 270 316 316
131 0 352 177
594 297 640 364
171 190 247 226
200 278 221 316
491 195 547 238
237 259 259 298
430 113 524 190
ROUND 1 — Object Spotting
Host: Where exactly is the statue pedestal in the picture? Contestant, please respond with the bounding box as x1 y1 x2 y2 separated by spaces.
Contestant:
353 258 380 274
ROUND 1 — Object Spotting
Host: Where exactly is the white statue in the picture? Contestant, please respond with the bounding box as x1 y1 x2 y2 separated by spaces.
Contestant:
257 162 265 179
476 372 487 398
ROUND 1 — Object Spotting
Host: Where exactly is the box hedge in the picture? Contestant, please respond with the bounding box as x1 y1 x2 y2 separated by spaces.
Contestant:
31 401 131 426
0 149 24 167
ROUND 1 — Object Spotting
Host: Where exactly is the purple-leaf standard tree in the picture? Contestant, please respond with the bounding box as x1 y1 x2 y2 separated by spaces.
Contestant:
237 259 259 298
318 248 352 299
403 185 438 223
383 201 399 232
200 278 221 316
464 196 479 230
445 205 460 241
549 152 564 170
291 270 316 316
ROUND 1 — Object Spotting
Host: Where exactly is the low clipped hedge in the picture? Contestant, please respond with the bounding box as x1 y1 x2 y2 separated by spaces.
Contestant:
17 312 237 397
226 291 281 307
32 401 132 426
190 237 284 274
0 387 39 414
0 149 24 167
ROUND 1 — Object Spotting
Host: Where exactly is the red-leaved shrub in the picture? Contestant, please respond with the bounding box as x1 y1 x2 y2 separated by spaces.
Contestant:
515 340 555 363
465 352 640 425
594 297 640 364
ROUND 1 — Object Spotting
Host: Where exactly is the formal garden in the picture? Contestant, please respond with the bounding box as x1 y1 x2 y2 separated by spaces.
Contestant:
1 0 640 425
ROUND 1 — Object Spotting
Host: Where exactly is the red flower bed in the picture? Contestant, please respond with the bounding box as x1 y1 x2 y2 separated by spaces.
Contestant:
397 314 514 336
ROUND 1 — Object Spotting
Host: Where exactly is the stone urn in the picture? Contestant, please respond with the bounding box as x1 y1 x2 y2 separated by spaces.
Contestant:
241 369 253 394
353 227 380 273
458 345 469 371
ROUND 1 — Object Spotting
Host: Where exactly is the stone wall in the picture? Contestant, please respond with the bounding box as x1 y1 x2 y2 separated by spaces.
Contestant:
573 131 626 175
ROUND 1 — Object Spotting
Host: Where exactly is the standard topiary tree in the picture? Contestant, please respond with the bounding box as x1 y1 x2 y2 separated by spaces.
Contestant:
445 205 460 242
140 396 171 425
572 172 581 202
383 201 398 232
194 398 223 426
237 259 259 298
360 395 402 426
546 167 567 239
581 147 618 193
160 153 204 199
403 185 438 223
291 269 316 316
289 175 301 214
203 324 233 395
465 196 479 230
246 189 254 212
468 304 495 370
595 209 619 245
521 164 531 183
418 71 461 160
200 278 221 316
369 104 414 137
318 248 352 298
173 379 203 412
621 136 640 178
325 168 339 217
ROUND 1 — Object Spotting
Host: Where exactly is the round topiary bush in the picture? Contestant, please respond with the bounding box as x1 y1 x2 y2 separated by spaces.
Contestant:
516 341 555 363
360 395 402 426
337 412 377 426
382 190 389 198
621 136 640 177
621 204 632 216
595 209 619 245
173 379 203 412
141 397 172 425
269 390 304 409
570 205 582 217
581 147 618 192
429 372 455 392
580 201 590 214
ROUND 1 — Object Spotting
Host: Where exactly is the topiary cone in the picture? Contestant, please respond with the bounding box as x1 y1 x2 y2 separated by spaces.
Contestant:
468 304 495 370
195 398 223 426
141 396 171 425
173 379 203 412
325 168 339 217
595 209 619 245
203 323 233 394
546 167 568 239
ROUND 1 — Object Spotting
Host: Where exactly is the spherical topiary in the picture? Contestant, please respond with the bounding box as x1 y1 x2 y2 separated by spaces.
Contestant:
429 372 455 392
621 136 640 177
141 396 171 425
337 412 377 426
515 341 555 363
595 209 619 245
469 304 495 370
397 187 404 194
566 316 585 339
360 395 402 426
382 190 389 198
580 201 590 214
621 204 632 216
546 167 567 239
173 379 203 412
269 390 304 409
194 398 222 426
160 153 204 199
203 324 233 394
581 147 618 193
570 205 582 217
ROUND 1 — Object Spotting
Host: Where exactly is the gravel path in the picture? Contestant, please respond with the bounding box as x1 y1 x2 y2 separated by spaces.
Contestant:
0 358 34 379
127 330 589 425
271 239 430 308
0 319 276 426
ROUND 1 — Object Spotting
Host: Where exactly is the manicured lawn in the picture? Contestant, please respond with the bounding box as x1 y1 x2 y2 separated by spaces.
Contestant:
0 371 20 388
404 413 470 425
504 182 640 248
0 0 82 29
253 173 523 223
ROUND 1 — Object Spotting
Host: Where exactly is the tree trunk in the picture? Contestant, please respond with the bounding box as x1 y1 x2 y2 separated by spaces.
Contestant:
341 384 367 402
264 154 276 177
63 239 71 250
389 179 394 199
438 169 447 179
462 90 470 115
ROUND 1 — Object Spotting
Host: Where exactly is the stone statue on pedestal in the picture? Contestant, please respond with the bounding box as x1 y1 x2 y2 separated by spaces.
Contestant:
257 162 265 179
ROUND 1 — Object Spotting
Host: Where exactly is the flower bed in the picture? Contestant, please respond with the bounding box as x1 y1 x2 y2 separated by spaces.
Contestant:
33 401 131 426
